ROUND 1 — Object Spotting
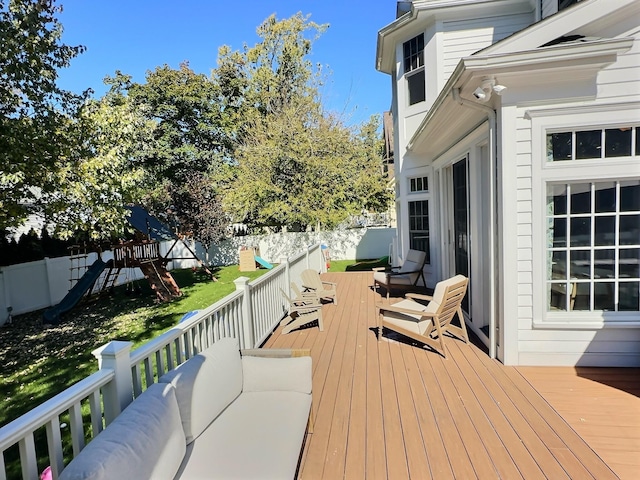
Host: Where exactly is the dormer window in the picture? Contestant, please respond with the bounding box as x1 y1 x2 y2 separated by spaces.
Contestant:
403 34 425 106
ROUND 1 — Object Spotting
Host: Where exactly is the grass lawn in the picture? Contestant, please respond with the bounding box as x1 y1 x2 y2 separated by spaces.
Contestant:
0 258 387 429
0 265 268 429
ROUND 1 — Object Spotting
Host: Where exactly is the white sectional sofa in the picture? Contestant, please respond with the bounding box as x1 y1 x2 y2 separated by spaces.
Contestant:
59 337 313 480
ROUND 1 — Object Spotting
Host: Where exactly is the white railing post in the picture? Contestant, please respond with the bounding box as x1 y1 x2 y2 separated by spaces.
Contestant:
234 277 254 349
92 341 133 425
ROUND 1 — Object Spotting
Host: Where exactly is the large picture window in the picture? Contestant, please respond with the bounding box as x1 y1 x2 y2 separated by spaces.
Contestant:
403 34 425 106
409 200 430 264
547 180 640 312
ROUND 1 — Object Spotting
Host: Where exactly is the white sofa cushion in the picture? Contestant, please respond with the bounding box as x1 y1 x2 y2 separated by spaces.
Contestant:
59 383 185 480
175 391 312 480
242 355 312 394
159 337 243 444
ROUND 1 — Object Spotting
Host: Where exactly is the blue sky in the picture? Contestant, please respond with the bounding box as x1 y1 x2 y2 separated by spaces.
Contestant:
56 1 395 126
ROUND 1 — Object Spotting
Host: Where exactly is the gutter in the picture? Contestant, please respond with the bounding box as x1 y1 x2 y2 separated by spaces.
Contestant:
452 88 498 359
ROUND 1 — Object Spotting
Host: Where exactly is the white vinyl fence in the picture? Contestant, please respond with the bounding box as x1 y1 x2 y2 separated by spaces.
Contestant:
0 228 395 325
0 244 324 480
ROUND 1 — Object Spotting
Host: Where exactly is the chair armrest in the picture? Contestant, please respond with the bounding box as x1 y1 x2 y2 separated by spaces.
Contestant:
375 302 435 318
384 268 421 277
406 293 433 301
372 266 397 272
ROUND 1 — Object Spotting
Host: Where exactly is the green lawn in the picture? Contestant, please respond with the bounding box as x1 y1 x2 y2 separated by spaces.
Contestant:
0 265 268 429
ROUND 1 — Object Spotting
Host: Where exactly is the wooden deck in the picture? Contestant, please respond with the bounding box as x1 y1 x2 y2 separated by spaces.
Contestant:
263 271 640 480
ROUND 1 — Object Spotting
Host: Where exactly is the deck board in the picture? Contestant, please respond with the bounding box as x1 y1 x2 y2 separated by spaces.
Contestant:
263 272 638 480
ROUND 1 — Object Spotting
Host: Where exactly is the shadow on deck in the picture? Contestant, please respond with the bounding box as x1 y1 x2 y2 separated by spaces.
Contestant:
265 271 640 480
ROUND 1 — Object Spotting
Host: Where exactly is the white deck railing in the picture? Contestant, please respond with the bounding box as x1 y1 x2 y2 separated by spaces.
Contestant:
0 244 324 480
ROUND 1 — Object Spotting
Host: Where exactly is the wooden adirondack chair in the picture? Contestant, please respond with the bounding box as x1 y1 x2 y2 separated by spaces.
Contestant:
279 288 324 334
376 274 469 358
300 269 337 305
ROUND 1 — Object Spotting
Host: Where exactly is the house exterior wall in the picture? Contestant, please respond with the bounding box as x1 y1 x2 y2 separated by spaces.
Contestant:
378 0 639 366
542 0 558 18
501 22 640 365
442 12 534 79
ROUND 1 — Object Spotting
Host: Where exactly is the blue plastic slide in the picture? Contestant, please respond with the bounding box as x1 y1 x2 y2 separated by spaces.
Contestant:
43 258 111 324
254 256 273 269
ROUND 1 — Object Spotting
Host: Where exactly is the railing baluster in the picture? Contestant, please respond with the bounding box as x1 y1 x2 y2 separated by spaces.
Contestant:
0 452 6 480
18 434 38 480
89 391 102 436
155 350 165 378
132 364 142 398
45 417 63 478
69 402 84 456
144 357 154 388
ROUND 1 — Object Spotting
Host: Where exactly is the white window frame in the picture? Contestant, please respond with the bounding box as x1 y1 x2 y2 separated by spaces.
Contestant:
409 175 429 193
403 34 425 107
529 103 640 328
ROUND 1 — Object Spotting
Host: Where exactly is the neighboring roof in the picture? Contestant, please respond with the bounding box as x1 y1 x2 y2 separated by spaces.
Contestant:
126 206 176 241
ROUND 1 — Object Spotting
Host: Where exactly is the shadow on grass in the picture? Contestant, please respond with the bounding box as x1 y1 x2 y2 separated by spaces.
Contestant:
345 256 389 271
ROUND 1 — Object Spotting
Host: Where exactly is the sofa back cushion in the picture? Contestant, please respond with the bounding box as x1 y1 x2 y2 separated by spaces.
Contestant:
242 356 312 394
59 383 185 480
159 337 243 444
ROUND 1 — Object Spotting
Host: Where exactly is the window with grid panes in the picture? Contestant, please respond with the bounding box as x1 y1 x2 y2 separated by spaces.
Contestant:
408 200 430 264
403 34 425 106
546 180 640 312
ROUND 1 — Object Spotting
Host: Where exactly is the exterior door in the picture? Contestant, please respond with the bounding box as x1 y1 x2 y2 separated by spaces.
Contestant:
452 158 471 315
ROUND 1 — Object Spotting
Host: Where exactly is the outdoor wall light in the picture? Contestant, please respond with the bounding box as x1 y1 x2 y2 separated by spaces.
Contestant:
473 86 487 100
472 77 507 102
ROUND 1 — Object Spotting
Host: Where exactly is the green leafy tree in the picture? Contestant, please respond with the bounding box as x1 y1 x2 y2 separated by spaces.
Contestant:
0 0 87 229
220 14 390 231
127 63 231 185
43 83 153 239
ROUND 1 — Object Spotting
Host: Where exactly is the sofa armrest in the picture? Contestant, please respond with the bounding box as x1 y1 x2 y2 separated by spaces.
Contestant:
242 354 312 394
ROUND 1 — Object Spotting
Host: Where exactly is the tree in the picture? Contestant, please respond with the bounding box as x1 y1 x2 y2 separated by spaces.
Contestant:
171 172 228 262
41 82 153 240
127 63 231 186
0 0 87 229
226 105 391 230
220 14 391 231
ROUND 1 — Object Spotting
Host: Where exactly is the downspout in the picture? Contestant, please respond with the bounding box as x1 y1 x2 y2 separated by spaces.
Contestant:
452 87 498 360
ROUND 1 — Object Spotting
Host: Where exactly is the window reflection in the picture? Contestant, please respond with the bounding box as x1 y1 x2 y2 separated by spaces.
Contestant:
576 130 601 159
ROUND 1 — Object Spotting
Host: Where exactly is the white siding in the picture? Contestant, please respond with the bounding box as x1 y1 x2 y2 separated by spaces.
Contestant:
541 0 558 19
442 13 534 81
597 26 640 102
510 28 640 367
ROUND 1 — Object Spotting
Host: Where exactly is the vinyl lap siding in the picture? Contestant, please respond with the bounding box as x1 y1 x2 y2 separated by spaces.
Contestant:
597 26 640 102
541 0 557 18
442 13 533 80
515 116 534 338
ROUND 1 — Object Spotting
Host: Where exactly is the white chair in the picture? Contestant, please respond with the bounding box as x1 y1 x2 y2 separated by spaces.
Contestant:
372 249 427 299
376 274 469 358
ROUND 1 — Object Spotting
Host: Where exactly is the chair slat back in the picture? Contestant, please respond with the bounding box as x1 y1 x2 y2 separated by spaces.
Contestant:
301 269 322 290
433 275 468 328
